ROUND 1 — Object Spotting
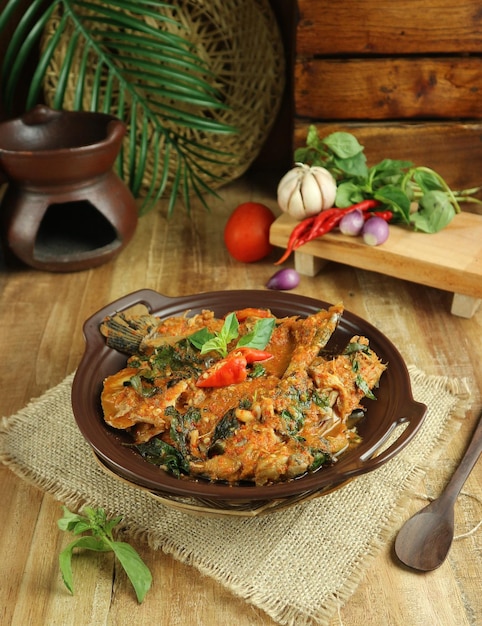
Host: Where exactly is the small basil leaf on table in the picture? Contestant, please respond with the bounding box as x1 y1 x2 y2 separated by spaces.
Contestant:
58 506 152 603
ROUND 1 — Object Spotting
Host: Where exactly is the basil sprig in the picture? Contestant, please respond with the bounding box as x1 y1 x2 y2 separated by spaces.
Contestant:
189 313 275 357
58 506 152 603
295 126 482 233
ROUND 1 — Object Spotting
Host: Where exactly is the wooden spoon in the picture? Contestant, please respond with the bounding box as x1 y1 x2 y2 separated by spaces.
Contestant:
394 410 482 571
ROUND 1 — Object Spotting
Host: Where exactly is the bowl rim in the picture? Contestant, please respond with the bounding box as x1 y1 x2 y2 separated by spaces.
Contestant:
72 288 427 502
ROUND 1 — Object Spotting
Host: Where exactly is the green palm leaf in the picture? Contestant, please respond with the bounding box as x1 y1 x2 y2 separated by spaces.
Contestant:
0 0 237 214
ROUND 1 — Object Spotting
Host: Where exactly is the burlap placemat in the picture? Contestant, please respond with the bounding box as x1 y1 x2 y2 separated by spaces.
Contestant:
0 366 471 626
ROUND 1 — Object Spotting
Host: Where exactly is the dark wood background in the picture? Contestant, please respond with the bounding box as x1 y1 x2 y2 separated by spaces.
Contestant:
292 1 482 192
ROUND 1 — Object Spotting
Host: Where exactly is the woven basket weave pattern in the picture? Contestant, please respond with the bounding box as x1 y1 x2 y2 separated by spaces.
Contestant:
41 0 285 197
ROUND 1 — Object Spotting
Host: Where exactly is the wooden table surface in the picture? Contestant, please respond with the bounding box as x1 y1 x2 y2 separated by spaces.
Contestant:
1 174 481 626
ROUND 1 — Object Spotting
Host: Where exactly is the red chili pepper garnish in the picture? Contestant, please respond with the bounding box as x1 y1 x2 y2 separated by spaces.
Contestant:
196 347 272 388
196 354 248 388
233 308 273 322
275 200 382 264
230 347 273 363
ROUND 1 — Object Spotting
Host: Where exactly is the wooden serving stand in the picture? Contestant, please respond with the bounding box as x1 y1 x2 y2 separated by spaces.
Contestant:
269 211 482 318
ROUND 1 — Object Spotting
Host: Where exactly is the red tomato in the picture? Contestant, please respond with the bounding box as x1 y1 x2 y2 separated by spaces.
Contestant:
224 202 276 262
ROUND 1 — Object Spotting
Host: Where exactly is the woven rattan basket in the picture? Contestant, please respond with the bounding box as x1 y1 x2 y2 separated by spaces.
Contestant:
41 0 285 201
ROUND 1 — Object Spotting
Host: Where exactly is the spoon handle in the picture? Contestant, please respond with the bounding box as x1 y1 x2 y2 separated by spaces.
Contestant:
440 410 482 507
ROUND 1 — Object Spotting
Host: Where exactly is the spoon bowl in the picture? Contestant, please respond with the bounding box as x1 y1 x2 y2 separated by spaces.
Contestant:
395 502 455 571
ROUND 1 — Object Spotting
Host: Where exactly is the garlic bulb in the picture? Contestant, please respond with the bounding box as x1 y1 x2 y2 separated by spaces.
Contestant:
277 163 337 220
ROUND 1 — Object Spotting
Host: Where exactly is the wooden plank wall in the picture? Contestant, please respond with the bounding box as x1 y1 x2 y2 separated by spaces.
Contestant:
293 0 482 194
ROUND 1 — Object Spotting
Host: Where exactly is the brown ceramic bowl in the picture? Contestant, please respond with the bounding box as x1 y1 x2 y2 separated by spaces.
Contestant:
72 289 427 515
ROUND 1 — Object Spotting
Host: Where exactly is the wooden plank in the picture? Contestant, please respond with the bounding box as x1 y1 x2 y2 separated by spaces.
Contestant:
296 0 482 56
292 121 482 192
295 57 482 120
269 211 482 302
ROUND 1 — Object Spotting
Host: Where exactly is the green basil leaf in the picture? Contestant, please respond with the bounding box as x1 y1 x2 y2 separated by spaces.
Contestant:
135 437 190 476
111 542 153 604
220 312 239 344
306 124 320 148
199 336 225 356
374 185 412 223
103 515 124 537
70 520 93 535
410 190 456 233
58 542 76 595
237 317 275 350
294 146 309 162
59 536 110 595
188 327 215 350
369 159 412 190
208 407 241 456
343 342 371 356
129 374 158 398
200 312 239 356
355 374 376 400
333 152 368 178
198 335 219 354
168 406 200 463
58 506 88 532
413 168 445 193
371 158 413 178
323 131 364 158
335 181 365 207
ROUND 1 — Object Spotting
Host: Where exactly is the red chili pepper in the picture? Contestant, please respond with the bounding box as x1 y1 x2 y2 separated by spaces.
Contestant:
233 308 273 322
275 200 382 264
274 215 317 265
196 347 272 388
364 210 393 222
230 347 273 363
346 199 381 213
310 209 345 239
196 354 248 388
308 208 341 239
274 247 295 266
